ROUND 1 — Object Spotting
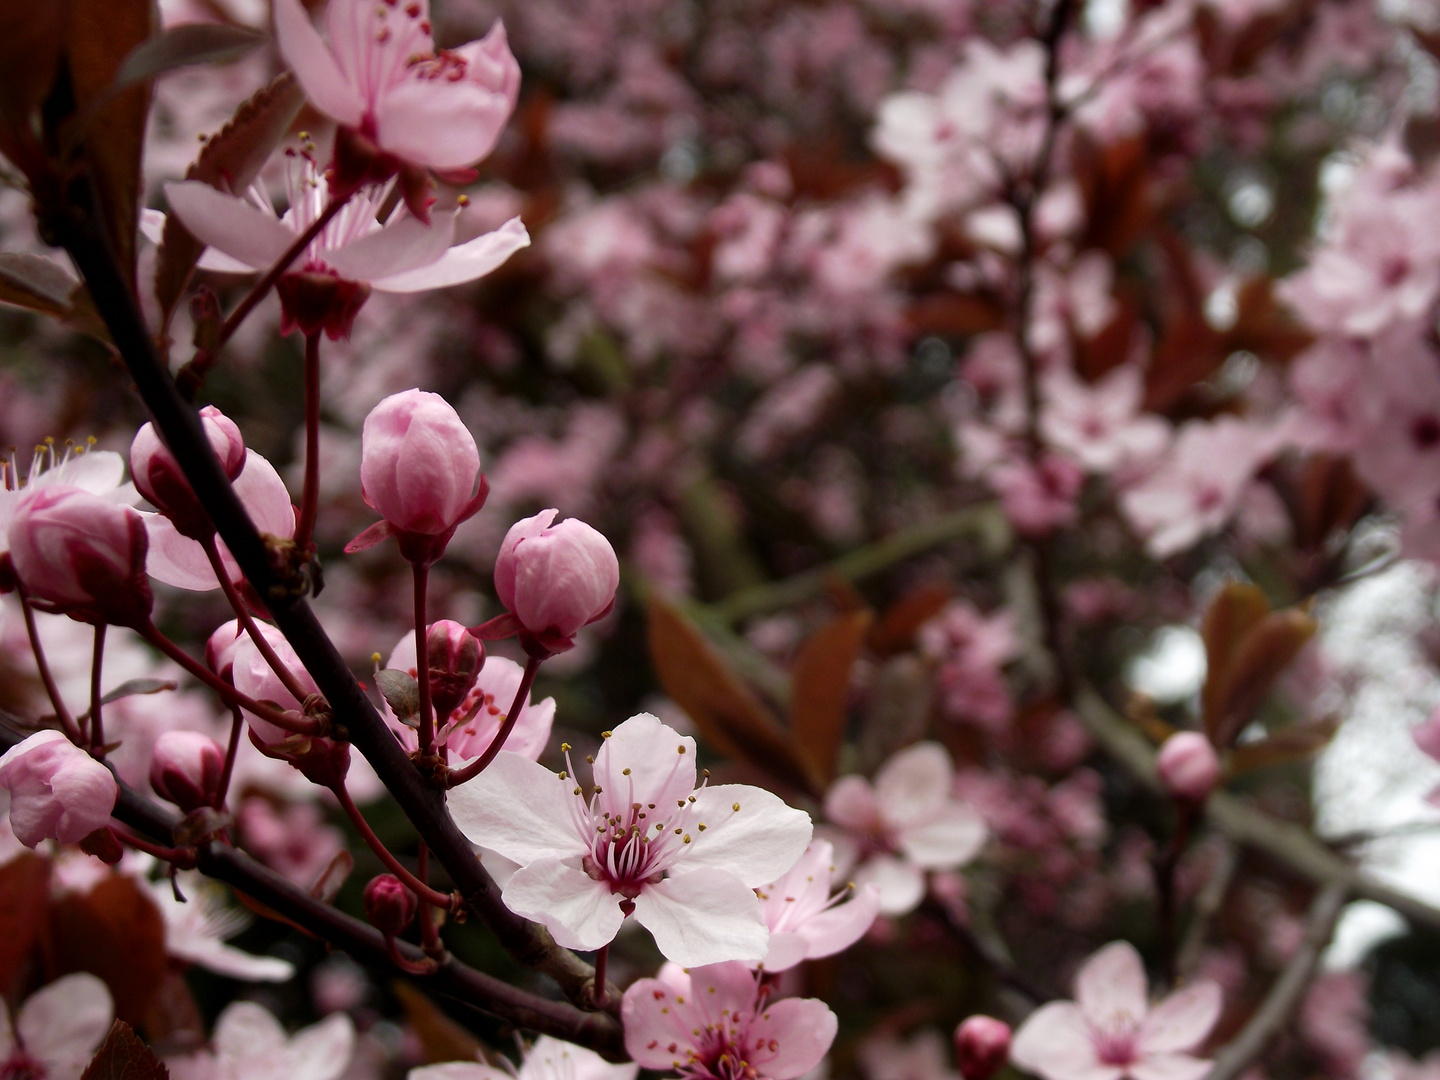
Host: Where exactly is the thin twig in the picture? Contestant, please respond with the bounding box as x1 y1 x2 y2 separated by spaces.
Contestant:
1177 839 1239 980
18 588 79 742
1204 882 1349 1080
294 330 322 551
446 656 541 787
89 625 106 755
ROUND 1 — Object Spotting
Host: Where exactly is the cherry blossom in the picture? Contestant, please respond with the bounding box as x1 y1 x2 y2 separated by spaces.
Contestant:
1010 941 1222 1080
0 442 138 550
622 961 837 1080
0 973 114 1080
448 712 813 965
754 839 881 972
1155 733 1221 802
408 1036 639 1080
491 509 620 655
822 741 987 916
148 871 297 982
0 730 118 847
1040 365 1169 475
166 1000 355 1080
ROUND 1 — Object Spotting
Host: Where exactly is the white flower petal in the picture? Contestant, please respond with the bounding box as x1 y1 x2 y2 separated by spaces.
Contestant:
874 742 953 830
321 210 458 283
854 854 926 916
896 802 987 869
164 183 295 273
1075 941 1149 1030
502 858 626 952
288 1013 356 1080
272 0 365 127
373 217 530 293
1011 1001 1118 1080
447 752 588 864
592 713 696 815
18 972 113 1076
1138 981 1222 1054
632 868 768 966
684 784 812 887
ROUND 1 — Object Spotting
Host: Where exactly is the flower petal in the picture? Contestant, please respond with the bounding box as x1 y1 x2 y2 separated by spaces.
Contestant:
897 801 987 869
374 80 509 171
273 0 365 127
1128 1053 1213 1080
164 182 295 273
1075 941 1149 1030
592 713 696 815
144 511 219 590
759 931 810 973
411 1066 511 1080
18 973 113 1076
854 854 926 916
685 784 812 887
373 217 531 292
874 741 953 830
524 1037 638 1080
823 775 879 831
288 1013 356 1080
502 858 625 952
622 974 704 1070
632 868 769 966
214 1001 288 1060
321 209 459 283
792 882 881 962
1138 981 1222 1054
1010 1001 1117 1080
447 751 588 864
747 997 838 1080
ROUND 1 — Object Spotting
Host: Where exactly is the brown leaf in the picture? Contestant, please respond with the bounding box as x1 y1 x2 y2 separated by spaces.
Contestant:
790 610 871 787
0 853 50 1000
310 849 354 904
49 874 167 1028
65 0 156 289
905 293 1006 336
1209 609 1318 750
867 582 952 658
80 1019 169 1080
1292 455 1371 550
0 2 65 143
394 982 484 1064
1200 581 1271 738
154 73 305 326
1228 717 1340 776
646 598 818 795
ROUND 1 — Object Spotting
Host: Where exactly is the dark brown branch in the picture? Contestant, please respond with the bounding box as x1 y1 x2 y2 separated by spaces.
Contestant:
46 175 604 1009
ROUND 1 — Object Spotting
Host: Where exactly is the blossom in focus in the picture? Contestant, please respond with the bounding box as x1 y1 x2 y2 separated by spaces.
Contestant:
9 486 152 628
348 389 486 562
0 730 118 847
383 631 555 764
823 741 988 916
166 1000 355 1080
0 442 138 551
0 972 114 1080
408 1035 639 1080
273 0 519 194
622 961 837 1080
753 839 881 972
449 712 812 965
492 508 620 654
1010 941 1221 1080
130 405 246 540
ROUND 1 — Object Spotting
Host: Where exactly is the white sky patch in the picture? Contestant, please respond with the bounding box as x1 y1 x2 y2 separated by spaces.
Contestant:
1125 625 1207 705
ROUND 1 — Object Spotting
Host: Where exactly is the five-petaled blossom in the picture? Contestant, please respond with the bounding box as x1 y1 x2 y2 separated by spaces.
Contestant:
1010 941 1222 1080
0 972 114 1080
622 961 837 1080
166 1000 355 1080
0 730 118 847
823 741 988 916
407 1035 639 1080
754 839 881 972
449 712 813 966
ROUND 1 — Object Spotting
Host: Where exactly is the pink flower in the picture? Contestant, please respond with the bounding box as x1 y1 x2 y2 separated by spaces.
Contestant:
131 405 246 540
1155 733 1221 802
0 972 114 1080
165 1000 355 1080
754 839 881 972
448 712 813 965
230 624 320 745
363 873 417 936
1041 366 1169 474
1010 941 1222 1080
918 601 1019 732
347 389 486 564
408 1035 639 1080
955 1017 1012 1080
273 0 518 185
622 961 837 1080
492 509 619 654
989 454 1084 537
8 486 152 628
150 730 226 812
0 444 138 552
0 730 118 847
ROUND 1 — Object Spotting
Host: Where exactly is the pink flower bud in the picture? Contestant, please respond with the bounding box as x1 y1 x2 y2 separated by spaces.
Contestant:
363 873 417 937
0 730 118 847
149 730 226 812
9 486 152 628
426 619 484 720
954 1016 1011 1080
355 390 485 564
230 624 319 745
1157 731 1221 802
206 619 245 681
130 406 245 540
493 509 618 654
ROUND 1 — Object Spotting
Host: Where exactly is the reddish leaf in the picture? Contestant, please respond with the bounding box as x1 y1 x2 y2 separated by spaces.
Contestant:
867 582 953 658
394 982 485 1064
1228 717 1340 776
646 598 817 795
49 875 167 1029
1200 581 1271 738
791 610 872 786
79 1020 169 1080
0 253 112 344
1208 608 1317 750
0 4 65 131
0 853 50 1000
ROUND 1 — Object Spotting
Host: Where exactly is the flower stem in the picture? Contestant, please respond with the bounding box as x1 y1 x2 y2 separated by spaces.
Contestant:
295 331 322 551
201 535 314 704
591 944 609 1008
89 624 106 756
216 705 245 811
417 841 444 958
413 563 434 756
18 588 80 742
445 656 542 787
212 194 352 356
139 621 322 736
331 780 455 909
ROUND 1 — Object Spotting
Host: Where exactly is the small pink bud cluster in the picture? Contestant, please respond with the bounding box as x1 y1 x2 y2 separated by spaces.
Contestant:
1156 731 1222 802
426 619 484 719
130 406 246 539
150 730 226 812
491 509 619 656
954 1016 1011 1080
347 389 488 566
0 731 118 847
9 487 152 628
364 873 418 937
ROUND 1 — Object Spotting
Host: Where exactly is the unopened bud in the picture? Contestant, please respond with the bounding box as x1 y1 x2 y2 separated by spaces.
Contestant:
364 873 417 937
954 1016 1011 1080
426 619 483 719
494 509 618 656
131 406 245 540
150 730 226 811
1156 731 1221 802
